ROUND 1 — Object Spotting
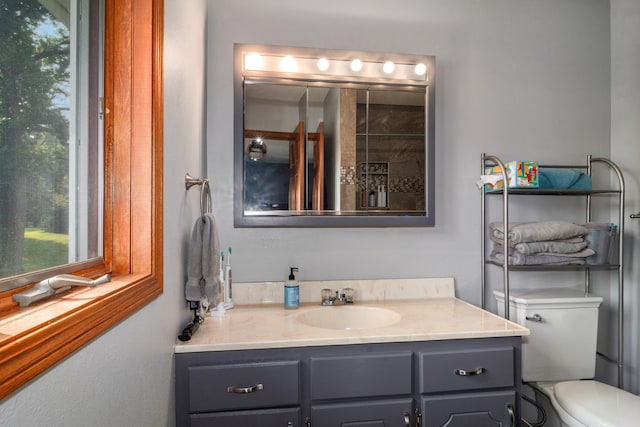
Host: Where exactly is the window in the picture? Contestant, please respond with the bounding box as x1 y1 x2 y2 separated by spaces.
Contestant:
0 0 163 400
0 0 102 290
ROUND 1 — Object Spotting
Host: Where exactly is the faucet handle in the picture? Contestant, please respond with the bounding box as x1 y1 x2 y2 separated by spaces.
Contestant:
321 288 333 305
341 288 354 304
320 287 354 305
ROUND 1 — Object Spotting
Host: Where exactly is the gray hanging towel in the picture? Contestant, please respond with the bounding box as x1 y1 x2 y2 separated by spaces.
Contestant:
185 213 221 304
201 213 221 304
185 217 204 302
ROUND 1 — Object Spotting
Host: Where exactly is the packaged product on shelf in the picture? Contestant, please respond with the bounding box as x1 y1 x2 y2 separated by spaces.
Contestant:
484 160 539 192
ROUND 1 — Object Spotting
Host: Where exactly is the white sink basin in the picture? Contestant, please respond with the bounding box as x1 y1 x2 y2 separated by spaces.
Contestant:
296 306 401 330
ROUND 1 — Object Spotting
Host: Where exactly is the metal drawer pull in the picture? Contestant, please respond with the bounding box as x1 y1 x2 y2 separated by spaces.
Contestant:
227 383 264 394
455 367 485 376
403 412 411 427
507 404 515 427
526 314 543 322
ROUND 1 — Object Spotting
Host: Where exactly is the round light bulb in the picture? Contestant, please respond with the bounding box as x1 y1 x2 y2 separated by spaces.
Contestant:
317 57 329 71
414 63 427 76
383 61 395 74
350 59 363 72
280 55 297 72
244 52 263 71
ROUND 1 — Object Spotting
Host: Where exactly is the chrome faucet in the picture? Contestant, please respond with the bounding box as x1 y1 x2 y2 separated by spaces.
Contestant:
321 288 354 305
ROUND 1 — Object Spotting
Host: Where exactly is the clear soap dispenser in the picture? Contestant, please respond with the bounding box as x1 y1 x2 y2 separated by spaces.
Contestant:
284 267 299 309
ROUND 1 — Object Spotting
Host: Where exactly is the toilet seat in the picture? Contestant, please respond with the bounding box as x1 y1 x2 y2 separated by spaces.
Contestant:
534 382 586 427
554 380 640 427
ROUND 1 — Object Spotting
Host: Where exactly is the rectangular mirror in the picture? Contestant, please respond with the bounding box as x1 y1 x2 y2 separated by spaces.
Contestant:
234 44 435 227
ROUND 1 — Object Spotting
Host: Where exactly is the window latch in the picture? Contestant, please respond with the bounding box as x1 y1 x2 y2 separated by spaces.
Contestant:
12 274 111 308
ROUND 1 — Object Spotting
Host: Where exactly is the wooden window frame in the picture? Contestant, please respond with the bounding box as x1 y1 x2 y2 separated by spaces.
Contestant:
0 0 163 400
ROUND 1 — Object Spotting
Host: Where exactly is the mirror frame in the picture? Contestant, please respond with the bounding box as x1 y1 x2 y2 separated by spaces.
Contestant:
233 43 436 227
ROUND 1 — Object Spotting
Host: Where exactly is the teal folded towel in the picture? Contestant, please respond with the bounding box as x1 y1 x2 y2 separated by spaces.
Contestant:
539 168 592 190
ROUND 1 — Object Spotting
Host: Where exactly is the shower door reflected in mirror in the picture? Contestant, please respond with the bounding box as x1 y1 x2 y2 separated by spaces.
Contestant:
234 44 435 227
354 88 426 213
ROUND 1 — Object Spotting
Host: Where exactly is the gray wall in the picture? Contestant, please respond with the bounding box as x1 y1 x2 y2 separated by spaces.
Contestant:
207 0 638 395
207 0 610 300
0 0 206 425
1 1 640 426
612 0 640 393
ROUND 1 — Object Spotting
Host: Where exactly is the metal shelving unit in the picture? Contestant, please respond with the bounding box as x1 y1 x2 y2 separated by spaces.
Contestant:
480 153 625 388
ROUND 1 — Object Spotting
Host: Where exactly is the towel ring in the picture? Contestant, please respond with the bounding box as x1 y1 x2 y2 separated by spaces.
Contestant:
200 179 211 216
185 173 212 217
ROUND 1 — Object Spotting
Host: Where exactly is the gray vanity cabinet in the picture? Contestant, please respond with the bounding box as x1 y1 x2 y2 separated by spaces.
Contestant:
311 398 414 426
175 337 521 427
175 357 302 427
418 345 517 427
189 407 301 427
421 391 515 427
309 352 414 426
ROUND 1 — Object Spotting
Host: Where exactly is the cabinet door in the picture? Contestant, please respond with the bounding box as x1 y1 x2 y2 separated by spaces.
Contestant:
311 398 413 427
189 407 300 427
421 391 515 427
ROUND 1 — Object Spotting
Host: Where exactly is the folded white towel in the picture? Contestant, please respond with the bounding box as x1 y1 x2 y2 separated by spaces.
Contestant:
491 245 593 266
515 239 588 255
490 221 588 244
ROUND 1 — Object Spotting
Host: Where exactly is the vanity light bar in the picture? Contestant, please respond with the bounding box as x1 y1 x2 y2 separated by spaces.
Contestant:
243 53 428 83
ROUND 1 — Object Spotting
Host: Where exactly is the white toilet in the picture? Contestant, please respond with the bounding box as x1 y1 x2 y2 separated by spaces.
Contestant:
494 288 640 427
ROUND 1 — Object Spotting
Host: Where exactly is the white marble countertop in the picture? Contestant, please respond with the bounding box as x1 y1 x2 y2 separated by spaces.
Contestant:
174 278 529 353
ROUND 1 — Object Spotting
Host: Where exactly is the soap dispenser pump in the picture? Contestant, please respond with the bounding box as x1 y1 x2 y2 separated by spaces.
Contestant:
284 267 299 309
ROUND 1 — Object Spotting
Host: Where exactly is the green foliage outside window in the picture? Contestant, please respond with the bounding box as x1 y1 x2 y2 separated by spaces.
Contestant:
0 0 71 276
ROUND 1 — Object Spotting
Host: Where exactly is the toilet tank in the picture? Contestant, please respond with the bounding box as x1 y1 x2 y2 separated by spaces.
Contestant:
494 288 603 382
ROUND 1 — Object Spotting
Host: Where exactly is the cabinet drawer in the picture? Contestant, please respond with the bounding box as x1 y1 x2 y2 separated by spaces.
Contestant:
311 398 413 426
419 346 514 393
188 361 299 412
310 352 412 400
189 407 301 427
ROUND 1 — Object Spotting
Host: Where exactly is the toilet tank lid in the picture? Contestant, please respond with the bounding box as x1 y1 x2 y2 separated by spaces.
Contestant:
554 380 640 427
493 288 602 309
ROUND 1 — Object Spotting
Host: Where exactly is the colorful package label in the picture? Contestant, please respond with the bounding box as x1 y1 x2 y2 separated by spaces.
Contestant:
485 161 539 192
